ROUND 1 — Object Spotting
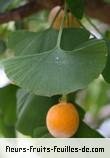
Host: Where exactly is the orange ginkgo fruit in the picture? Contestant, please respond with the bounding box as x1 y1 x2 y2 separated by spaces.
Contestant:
48 6 81 29
46 102 80 138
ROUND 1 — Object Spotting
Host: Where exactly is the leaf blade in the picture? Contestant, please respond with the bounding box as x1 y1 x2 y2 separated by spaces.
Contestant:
2 39 107 96
8 28 90 55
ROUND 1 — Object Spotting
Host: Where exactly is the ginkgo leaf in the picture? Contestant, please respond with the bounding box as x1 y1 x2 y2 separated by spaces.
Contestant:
1 39 107 96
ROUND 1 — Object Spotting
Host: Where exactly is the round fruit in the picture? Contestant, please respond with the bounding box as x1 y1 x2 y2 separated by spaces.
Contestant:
46 102 80 138
48 6 81 29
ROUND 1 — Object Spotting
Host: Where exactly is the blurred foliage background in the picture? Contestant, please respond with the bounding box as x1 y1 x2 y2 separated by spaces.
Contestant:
0 0 110 137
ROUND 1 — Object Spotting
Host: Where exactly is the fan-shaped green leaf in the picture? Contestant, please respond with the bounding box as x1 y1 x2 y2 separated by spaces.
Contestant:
2 39 107 96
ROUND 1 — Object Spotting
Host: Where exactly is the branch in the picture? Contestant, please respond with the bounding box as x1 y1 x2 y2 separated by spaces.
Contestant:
0 0 63 24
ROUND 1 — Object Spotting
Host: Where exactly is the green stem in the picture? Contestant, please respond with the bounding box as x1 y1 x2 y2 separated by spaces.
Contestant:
61 95 67 102
50 7 62 28
57 2 68 48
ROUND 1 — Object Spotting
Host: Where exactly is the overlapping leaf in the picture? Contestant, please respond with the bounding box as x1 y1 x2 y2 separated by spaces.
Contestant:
16 88 60 136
